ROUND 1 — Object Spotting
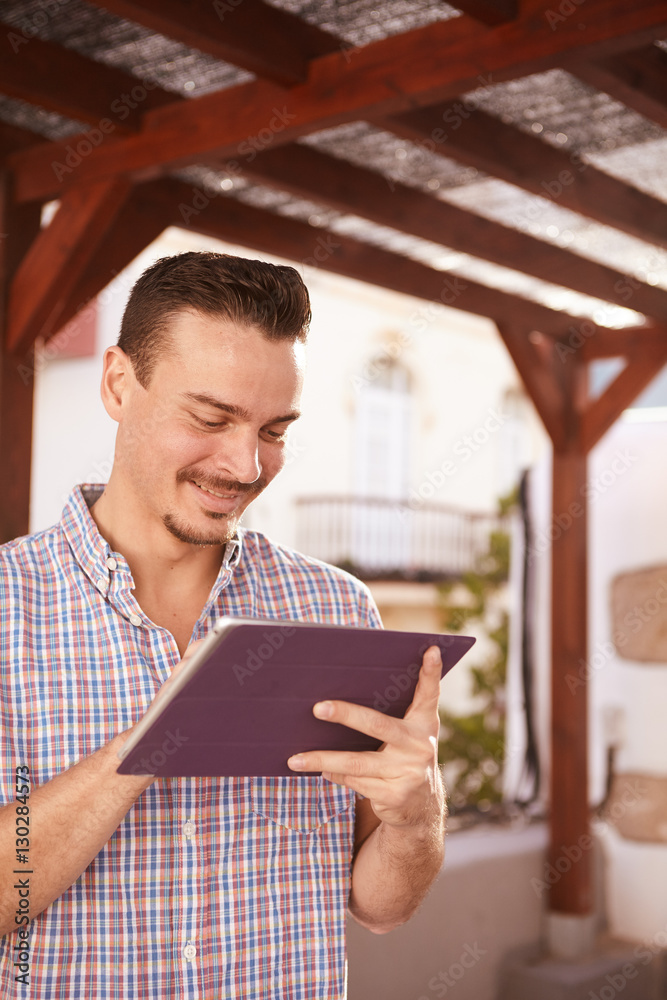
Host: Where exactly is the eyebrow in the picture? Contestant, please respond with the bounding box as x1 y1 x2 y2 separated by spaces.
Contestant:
181 392 301 424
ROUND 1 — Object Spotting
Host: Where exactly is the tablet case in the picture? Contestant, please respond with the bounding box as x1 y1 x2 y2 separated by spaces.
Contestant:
116 618 475 777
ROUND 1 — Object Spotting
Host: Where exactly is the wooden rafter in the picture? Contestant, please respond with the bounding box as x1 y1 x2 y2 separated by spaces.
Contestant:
0 120 43 153
85 0 340 87
565 43 667 130
241 143 667 321
7 178 132 356
495 323 568 447
46 192 168 345
381 103 667 249
8 0 667 204
138 177 624 341
579 324 667 360
580 345 667 450
449 0 518 26
0 32 177 134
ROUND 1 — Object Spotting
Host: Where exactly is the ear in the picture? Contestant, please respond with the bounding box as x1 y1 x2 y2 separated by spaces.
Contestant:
100 346 135 422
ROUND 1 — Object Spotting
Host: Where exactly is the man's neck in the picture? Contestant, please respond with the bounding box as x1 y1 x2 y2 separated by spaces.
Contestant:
89 477 224 653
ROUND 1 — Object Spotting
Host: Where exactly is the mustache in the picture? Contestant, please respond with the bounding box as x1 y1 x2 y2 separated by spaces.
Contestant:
178 468 267 495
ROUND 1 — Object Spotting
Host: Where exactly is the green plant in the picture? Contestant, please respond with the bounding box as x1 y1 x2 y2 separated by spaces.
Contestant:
437 493 515 812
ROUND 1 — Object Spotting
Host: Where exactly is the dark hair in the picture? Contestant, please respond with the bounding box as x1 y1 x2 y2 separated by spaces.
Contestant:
117 251 311 386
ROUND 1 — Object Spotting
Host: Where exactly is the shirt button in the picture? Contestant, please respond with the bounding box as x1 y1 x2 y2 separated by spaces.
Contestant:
183 821 196 838
129 613 142 627
183 943 197 961
106 557 118 570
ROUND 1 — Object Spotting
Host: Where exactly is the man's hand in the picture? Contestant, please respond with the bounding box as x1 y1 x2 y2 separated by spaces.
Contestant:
287 645 444 830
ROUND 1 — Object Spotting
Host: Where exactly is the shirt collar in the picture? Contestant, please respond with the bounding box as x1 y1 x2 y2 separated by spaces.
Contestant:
61 484 119 594
60 484 243 601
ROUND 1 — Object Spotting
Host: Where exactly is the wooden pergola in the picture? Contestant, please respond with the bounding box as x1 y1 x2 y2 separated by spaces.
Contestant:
1 0 666 941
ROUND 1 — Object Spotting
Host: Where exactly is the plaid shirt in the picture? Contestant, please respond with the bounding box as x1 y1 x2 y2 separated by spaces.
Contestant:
0 485 381 999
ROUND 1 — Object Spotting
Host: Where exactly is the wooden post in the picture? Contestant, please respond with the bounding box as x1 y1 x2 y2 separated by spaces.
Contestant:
0 172 42 542
549 446 592 914
495 322 667 949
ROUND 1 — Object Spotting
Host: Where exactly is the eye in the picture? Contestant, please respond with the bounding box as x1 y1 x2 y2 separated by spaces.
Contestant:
263 428 288 442
194 415 226 430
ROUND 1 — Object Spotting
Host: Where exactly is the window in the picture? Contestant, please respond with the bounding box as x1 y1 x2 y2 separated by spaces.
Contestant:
353 358 412 500
351 357 413 574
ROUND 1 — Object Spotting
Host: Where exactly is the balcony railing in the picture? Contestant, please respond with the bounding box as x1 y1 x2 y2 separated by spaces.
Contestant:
295 495 508 580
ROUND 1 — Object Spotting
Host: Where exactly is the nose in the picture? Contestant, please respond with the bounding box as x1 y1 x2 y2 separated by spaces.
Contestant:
212 427 261 485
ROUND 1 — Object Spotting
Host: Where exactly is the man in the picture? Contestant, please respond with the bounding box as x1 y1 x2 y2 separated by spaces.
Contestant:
0 252 446 998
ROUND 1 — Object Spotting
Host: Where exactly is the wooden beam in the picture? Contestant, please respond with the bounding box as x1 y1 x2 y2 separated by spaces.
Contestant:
9 0 667 203
495 324 567 447
0 32 177 134
44 190 168 346
84 0 340 87
7 178 132 356
565 44 667 130
449 0 518 25
241 143 667 321
140 177 612 338
580 349 667 450
0 121 44 154
579 323 667 360
380 103 667 249
0 173 42 541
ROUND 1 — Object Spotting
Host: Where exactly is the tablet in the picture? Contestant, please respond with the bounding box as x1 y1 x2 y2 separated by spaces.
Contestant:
116 617 475 777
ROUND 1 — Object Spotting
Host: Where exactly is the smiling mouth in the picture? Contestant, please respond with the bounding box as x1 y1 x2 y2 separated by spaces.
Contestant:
193 481 239 499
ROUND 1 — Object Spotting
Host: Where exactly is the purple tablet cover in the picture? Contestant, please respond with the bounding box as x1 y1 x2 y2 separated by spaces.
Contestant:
117 620 475 777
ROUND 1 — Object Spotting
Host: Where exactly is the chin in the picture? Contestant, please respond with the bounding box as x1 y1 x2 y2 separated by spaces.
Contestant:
162 511 237 546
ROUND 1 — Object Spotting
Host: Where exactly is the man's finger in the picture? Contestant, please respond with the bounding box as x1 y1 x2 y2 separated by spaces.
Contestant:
404 646 443 719
308 698 409 746
287 748 394 778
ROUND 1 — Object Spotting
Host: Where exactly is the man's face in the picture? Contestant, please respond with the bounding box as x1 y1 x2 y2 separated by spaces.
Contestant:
114 309 305 546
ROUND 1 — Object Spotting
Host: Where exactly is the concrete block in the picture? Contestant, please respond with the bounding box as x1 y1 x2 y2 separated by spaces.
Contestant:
498 939 663 1000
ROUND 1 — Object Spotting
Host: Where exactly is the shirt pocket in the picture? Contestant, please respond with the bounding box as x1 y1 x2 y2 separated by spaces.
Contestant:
251 775 354 832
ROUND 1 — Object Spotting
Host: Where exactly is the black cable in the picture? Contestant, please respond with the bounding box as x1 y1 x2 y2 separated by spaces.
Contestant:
516 468 541 805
